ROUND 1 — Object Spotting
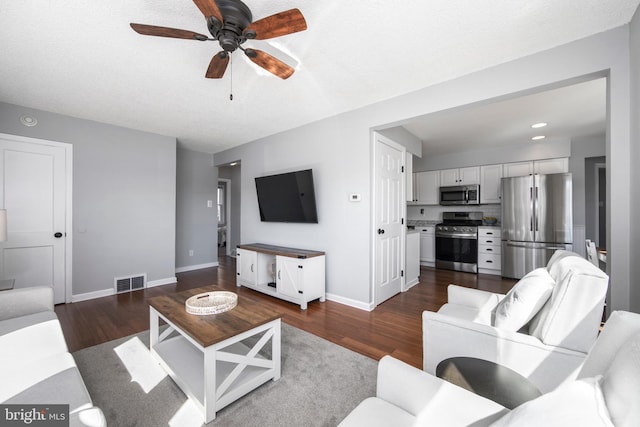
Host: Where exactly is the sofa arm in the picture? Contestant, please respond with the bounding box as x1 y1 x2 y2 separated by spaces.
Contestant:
0 287 54 321
422 310 586 393
446 285 504 310
70 407 107 427
376 355 448 416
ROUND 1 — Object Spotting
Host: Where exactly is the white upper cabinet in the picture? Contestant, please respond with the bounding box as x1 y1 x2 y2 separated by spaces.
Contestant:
503 158 569 177
534 158 569 174
480 164 503 204
440 166 480 186
415 171 440 205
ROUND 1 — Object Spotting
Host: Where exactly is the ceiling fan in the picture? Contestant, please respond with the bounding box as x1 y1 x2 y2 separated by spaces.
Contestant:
130 0 307 80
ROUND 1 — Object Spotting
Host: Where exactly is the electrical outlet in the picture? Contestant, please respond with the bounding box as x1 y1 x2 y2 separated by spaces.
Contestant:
189 250 194 256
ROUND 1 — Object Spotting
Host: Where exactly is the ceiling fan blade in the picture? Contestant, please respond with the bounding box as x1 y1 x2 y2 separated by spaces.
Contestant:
246 8 307 40
206 52 229 78
245 49 294 79
192 0 223 22
130 23 209 41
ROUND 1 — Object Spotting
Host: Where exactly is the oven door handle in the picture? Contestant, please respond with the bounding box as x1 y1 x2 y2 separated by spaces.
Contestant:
436 232 477 239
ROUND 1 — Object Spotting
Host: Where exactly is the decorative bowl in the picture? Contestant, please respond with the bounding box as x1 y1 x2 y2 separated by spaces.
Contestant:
483 217 498 225
185 291 238 315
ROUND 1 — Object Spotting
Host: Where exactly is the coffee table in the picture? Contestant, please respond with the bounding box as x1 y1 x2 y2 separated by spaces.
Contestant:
436 357 542 409
148 288 282 423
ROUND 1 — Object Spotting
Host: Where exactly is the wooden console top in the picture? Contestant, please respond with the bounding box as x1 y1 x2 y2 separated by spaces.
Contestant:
238 243 325 259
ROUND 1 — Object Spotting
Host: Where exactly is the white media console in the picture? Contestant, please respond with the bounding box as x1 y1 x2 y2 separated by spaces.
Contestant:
236 243 326 310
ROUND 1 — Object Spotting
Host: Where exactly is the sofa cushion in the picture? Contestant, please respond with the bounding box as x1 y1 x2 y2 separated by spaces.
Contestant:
0 313 68 366
600 332 640 427
490 377 613 427
494 268 554 331
528 254 608 352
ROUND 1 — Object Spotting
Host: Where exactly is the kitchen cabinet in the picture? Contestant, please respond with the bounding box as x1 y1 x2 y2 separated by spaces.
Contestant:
503 158 569 178
406 152 414 202
237 243 326 310
478 227 501 275
440 167 480 186
415 171 440 205
406 231 420 288
419 226 435 266
480 164 503 204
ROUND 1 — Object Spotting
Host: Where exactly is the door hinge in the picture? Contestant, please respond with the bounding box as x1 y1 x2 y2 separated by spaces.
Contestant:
402 218 404 225
401 270 404 277
401 166 404 173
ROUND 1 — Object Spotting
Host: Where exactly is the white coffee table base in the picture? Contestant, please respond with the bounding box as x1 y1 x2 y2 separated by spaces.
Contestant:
150 307 281 423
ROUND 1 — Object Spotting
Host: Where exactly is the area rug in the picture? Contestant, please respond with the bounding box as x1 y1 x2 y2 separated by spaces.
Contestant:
72 323 377 426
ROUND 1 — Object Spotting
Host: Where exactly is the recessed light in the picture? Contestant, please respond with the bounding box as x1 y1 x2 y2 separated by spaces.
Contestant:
20 115 38 127
531 135 546 141
229 162 238 166
531 122 547 129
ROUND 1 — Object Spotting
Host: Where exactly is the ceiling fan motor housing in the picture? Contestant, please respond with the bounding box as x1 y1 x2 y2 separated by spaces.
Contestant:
208 0 253 52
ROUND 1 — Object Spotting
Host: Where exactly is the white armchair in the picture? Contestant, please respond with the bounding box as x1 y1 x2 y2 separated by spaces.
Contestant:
423 250 609 393
341 311 640 427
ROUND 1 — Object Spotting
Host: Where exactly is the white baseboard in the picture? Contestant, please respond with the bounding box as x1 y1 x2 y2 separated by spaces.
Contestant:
404 278 419 290
71 288 114 303
71 275 177 302
175 262 219 273
325 293 375 311
147 277 177 288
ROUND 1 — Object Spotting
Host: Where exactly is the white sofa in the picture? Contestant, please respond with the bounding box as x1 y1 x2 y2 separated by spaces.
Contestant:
0 287 106 427
340 310 640 426
423 250 609 392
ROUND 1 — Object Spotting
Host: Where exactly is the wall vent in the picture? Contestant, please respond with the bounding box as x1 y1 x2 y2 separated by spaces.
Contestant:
114 273 147 294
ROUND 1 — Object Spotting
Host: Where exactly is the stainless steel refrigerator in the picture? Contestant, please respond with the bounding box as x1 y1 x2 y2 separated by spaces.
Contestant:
501 173 573 279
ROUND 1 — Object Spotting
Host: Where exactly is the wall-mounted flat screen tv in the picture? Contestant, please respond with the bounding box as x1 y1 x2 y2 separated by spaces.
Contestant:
255 169 318 223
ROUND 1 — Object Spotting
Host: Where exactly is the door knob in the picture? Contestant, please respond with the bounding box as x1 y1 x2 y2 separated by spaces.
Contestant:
54 232 63 238
377 228 385 235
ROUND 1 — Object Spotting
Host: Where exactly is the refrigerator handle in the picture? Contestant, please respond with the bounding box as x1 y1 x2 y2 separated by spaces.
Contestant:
535 186 539 231
530 187 534 231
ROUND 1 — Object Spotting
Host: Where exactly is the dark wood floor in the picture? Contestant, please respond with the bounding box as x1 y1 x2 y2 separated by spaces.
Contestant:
55 256 516 369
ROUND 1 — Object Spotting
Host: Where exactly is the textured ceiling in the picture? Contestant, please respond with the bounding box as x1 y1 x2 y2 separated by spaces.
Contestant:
0 1 638 154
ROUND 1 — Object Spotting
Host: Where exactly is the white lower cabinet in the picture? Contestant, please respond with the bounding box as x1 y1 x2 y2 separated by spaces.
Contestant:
478 227 501 275
419 226 435 266
236 244 326 310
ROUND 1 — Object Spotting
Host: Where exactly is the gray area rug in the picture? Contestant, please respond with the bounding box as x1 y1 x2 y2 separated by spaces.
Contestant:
72 323 377 426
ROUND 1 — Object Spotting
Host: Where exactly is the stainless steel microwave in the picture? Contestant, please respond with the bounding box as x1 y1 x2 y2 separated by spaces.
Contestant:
439 184 480 205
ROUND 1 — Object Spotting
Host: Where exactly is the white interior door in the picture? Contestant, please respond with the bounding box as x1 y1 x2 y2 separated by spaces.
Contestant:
0 134 70 303
373 133 405 306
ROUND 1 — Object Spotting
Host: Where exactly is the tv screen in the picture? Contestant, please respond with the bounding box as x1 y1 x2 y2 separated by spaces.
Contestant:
255 169 318 223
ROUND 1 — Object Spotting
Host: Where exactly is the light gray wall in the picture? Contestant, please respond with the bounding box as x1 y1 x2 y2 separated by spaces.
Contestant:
0 102 176 298
176 148 218 269
630 8 640 312
413 139 571 171
569 135 606 242
214 26 634 312
377 127 423 157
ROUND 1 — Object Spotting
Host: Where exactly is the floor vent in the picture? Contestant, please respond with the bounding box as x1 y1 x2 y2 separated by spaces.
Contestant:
114 274 147 294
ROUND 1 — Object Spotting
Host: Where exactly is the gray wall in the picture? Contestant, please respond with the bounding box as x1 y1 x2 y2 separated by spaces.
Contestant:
214 26 634 312
0 102 176 299
176 148 218 270
630 8 640 311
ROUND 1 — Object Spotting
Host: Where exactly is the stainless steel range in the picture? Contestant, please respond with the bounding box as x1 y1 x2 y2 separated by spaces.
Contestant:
435 212 483 273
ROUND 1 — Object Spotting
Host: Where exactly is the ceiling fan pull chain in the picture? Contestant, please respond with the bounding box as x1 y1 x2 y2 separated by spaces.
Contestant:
229 53 234 101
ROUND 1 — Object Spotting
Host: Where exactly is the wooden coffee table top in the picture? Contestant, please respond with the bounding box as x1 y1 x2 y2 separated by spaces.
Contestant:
148 286 282 347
